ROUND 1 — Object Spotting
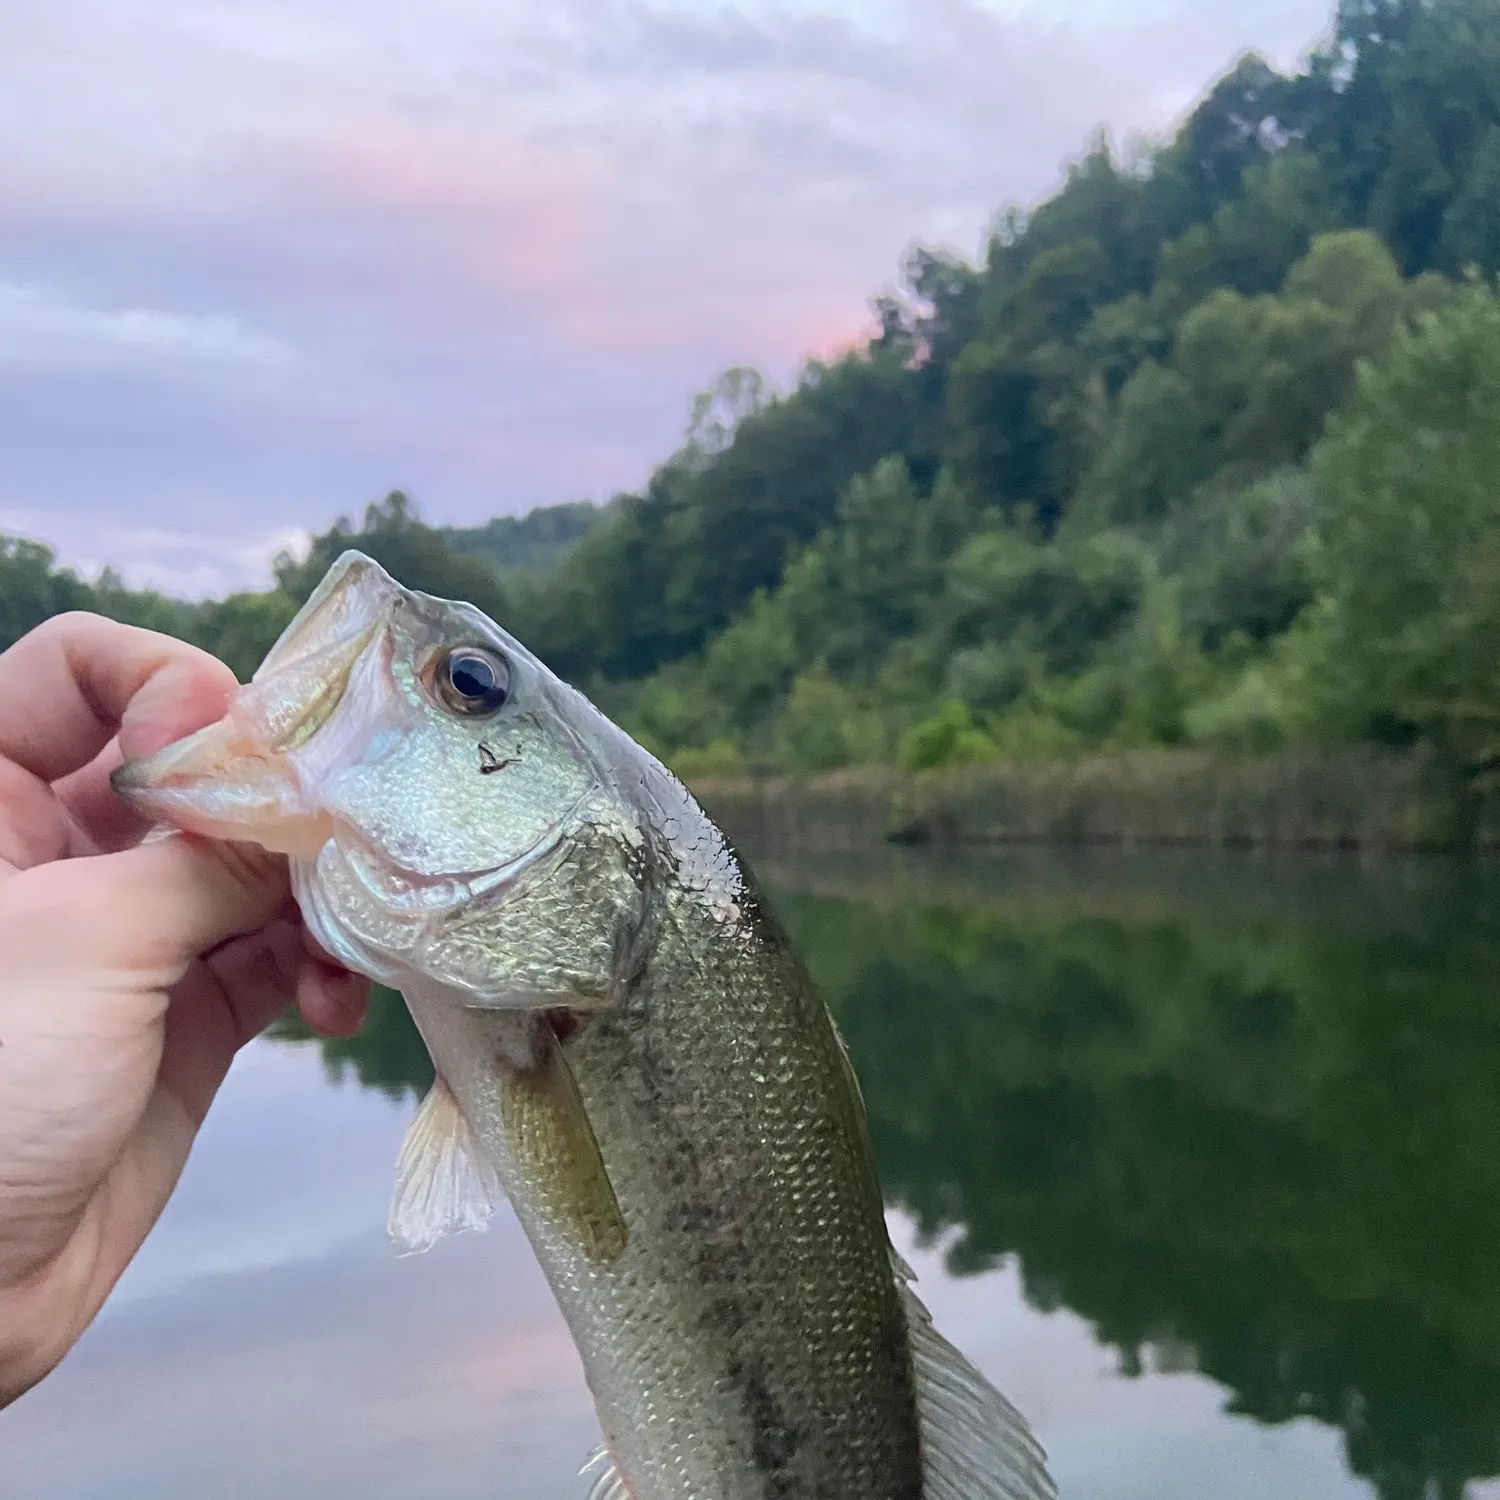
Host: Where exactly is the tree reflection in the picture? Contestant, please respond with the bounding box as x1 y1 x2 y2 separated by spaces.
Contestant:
271 987 430 1101
776 859 1500 1500
279 850 1500 1500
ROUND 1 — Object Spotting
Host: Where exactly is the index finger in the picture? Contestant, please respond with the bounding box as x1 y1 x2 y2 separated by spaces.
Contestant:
0 613 237 785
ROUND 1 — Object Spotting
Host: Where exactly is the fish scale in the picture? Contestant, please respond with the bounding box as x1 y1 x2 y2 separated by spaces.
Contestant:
422 872 926 1500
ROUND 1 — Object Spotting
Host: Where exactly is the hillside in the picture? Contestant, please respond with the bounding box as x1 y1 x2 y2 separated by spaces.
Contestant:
8 0 1500 825
440 500 602 581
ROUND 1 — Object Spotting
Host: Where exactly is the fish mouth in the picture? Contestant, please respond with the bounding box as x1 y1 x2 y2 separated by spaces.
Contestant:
112 552 399 857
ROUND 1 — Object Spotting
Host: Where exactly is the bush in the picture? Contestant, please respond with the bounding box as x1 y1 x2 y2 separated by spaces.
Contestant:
900 701 1000 773
623 665 726 756
1309 280 1500 783
1185 665 1296 752
669 739 749 781
775 667 884 773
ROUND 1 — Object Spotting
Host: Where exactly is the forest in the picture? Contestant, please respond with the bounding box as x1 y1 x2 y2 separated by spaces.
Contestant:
8 0 1500 817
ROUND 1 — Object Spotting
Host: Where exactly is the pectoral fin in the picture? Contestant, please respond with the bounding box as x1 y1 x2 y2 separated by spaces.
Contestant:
387 1075 504 1255
501 1029 628 1265
893 1251 1057 1500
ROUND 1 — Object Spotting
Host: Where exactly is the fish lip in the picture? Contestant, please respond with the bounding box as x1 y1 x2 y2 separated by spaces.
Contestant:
110 757 160 796
109 561 395 840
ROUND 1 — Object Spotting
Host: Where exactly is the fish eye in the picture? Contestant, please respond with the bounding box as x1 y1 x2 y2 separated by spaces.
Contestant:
432 647 510 717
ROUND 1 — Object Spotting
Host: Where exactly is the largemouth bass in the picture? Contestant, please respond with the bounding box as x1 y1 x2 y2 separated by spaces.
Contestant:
114 552 1056 1500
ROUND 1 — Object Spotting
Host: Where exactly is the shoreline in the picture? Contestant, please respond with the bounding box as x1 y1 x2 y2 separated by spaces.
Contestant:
689 747 1500 856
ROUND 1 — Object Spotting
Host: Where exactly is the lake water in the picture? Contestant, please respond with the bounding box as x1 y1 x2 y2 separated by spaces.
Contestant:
7 845 1500 1500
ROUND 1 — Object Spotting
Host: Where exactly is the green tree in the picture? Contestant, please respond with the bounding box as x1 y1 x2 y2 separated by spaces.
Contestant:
806 458 939 677
939 527 1148 679
0 537 96 650
945 339 1050 522
1310 283 1500 805
1167 470 1318 649
898 700 998 772
188 591 301 683
1438 125 1500 274
441 500 600 580
697 587 801 738
1076 232 1397 537
774 667 880 772
531 349 930 681
1155 151 1340 311
1075 361 1215 526
278 491 511 627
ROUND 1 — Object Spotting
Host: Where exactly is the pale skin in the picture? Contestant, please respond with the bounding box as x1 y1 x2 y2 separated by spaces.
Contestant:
0 613 370 1407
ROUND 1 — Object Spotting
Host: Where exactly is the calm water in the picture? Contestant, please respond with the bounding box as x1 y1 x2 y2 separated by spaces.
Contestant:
7 845 1500 1500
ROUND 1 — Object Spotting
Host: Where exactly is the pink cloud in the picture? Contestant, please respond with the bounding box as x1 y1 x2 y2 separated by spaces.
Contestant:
228 112 605 319
0 0 1336 588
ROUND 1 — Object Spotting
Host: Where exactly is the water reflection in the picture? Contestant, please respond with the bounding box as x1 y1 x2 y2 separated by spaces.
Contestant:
277 846 1500 1500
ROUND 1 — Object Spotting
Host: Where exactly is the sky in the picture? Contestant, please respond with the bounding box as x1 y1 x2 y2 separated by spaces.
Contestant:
0 0 1333 596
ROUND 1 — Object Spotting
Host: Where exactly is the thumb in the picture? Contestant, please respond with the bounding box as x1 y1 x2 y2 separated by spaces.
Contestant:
11 835 289 983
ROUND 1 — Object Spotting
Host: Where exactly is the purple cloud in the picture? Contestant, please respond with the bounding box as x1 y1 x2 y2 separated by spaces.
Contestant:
0 0 1331 594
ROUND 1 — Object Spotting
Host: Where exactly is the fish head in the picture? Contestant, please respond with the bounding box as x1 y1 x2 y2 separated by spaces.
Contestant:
113 549 669 1006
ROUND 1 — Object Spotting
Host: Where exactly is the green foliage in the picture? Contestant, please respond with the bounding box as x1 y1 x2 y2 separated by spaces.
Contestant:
184 591 300 682
0 539 200 655
942 339 1052 522
0 493 526 690
698 587 802 735
440 500 600 580
1309 281 1500 782
1108 581 1214 746
667 739 748 782
1075 361 1213 526
899 701 999 773
1165 470 1318 648
528 350 931 680
0 537 99 650
812 458 931 672
1155 149 1341 309
1184 656 1306 753
1439 125 1500 274
942 527 1151 680
1077 230 1406 530
774 667 885 774
277 491 510 624
620 663 727 761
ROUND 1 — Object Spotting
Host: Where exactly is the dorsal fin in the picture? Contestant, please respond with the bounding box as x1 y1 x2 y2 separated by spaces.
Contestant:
894 1252 1058 1500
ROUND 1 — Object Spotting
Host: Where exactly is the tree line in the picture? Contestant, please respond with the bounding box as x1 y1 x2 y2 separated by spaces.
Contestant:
8 0 1500 811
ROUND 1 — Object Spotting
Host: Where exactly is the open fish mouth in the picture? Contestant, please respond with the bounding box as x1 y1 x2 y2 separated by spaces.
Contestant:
112 555 400 858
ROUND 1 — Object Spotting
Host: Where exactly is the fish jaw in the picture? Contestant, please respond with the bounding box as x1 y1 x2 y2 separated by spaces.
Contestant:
110 714 328 855
112 552 400 857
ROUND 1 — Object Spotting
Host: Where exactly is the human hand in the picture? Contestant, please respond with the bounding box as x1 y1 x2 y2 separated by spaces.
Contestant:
0 614 369 1405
